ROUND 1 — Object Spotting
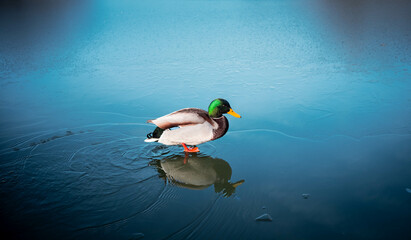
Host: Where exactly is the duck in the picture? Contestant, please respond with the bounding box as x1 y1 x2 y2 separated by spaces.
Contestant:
145 98 241 152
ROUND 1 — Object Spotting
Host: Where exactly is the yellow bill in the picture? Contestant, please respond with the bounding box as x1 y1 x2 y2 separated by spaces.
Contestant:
227 108 241 118
232 180 245 188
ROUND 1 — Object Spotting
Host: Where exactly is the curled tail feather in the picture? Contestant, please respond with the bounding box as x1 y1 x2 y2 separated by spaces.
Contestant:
144 127 164 143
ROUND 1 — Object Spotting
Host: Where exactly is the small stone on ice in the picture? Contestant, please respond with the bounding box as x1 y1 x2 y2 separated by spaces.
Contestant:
406 188 411 193
255 213 272 222
302 194 310 199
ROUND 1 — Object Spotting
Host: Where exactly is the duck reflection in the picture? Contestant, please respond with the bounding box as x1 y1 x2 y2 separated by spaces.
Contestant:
153 153 244 197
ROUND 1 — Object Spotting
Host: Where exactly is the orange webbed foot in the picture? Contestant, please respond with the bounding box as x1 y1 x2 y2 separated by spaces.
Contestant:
186 147 199 153
182 143 200 153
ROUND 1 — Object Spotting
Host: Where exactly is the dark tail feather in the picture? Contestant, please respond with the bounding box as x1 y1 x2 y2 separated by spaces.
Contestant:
147 127 164 139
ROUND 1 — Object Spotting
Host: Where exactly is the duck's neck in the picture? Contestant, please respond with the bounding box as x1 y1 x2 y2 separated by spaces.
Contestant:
211 115 229 140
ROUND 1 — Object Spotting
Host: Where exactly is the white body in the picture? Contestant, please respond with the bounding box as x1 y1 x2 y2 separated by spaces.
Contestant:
158 121 214 145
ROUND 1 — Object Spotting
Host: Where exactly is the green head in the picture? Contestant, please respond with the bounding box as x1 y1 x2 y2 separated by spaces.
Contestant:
208 98 241 118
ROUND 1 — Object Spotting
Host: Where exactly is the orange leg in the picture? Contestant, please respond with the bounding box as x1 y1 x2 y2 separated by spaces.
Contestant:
183 152 189 164
181 143 199 153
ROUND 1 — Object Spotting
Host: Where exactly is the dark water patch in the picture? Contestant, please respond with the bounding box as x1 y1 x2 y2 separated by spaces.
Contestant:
0 123 176 239
0 118 410 239
163 196 221 240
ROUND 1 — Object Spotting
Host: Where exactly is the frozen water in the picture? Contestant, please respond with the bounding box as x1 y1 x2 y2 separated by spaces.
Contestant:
0 0 410 239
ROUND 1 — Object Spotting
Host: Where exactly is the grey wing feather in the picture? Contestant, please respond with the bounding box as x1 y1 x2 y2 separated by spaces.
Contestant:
147 108 211 129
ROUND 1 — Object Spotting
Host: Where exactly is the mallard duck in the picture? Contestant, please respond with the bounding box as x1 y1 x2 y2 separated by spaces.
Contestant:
145 98 241 152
